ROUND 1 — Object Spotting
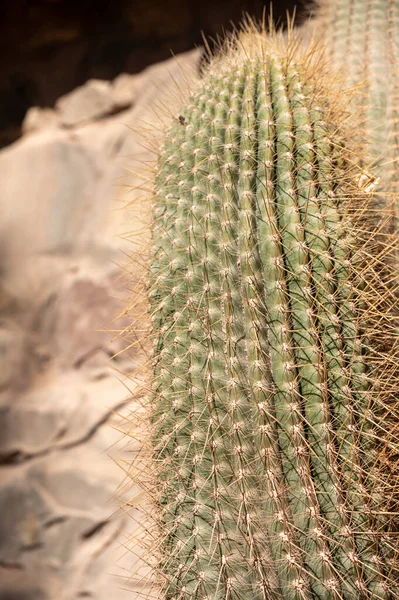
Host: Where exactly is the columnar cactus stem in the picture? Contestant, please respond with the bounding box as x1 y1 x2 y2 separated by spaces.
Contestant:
129 27 399 600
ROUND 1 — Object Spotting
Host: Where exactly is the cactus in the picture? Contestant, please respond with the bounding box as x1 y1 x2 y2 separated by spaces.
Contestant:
312 0 399 225
124 26 399 600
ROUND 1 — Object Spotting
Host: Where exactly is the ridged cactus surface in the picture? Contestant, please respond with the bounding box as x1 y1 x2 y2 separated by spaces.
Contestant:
316 0 399 221
144 34 398 600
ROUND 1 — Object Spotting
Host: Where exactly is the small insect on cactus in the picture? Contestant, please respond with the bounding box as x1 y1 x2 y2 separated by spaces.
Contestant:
123 23 399 600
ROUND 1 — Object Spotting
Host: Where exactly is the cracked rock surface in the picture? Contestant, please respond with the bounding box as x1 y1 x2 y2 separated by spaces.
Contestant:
0 49 200 600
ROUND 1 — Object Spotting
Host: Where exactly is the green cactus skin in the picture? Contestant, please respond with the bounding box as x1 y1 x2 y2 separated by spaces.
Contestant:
315 0 399 223
146 34 398 600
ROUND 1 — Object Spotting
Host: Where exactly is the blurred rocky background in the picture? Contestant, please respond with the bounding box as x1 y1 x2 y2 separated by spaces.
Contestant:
0 1 309 599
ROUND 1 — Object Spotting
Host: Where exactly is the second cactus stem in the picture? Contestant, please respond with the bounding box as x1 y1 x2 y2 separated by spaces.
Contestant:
316 0 399 224
147 31 398 600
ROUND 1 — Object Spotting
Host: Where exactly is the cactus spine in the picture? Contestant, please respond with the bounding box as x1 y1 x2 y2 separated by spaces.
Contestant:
124 28 399 600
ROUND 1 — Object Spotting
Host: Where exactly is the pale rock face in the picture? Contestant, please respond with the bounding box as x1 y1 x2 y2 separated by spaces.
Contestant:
55 79 115 127
111 73 142 108
0 48 201 600
23 107 59 135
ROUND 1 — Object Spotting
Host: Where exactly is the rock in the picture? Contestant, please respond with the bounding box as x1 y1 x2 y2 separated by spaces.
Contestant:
0 475 53 562
22 107 58 135
0 50 200 600
36 277 131 369
0 426 132 560
0 50 201 278
56 80 114 127
0 372 132 458
0 325 48 394
0 567 58 600
0 131 99 262
0 327 24 390
111 73 140 109
0 284 18 315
